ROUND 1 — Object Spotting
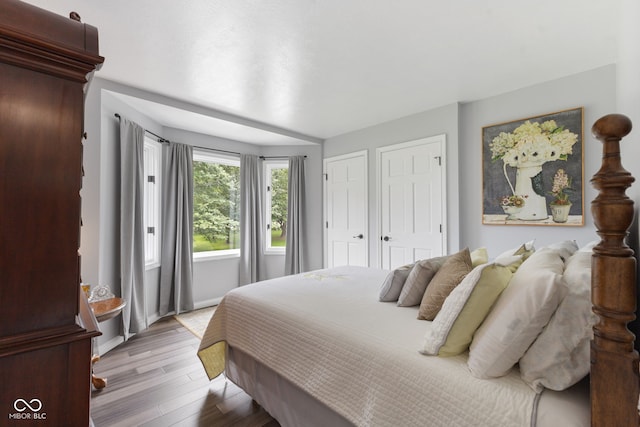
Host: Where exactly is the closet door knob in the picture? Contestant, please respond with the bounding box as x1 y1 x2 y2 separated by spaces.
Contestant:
353 234 364 239
382 236 391 242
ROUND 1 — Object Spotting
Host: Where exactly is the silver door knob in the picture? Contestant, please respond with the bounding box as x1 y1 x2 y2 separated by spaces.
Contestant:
353 234 364 239
383 236 391 241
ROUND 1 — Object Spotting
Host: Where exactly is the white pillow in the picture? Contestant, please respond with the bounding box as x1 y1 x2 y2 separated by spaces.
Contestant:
519 249 596 391
543 240 578 262
468 247 567 378
494 239 535 263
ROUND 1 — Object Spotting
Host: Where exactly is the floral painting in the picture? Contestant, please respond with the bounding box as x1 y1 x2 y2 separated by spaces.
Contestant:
482 107 583 225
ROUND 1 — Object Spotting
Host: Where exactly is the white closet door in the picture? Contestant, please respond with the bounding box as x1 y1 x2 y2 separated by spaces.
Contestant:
324 151 368 268
379 136 445 270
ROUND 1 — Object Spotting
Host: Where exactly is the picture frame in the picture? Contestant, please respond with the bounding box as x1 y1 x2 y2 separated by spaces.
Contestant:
482 107 584 226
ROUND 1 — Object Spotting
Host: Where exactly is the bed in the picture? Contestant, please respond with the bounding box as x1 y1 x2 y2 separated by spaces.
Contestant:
198 114 639 427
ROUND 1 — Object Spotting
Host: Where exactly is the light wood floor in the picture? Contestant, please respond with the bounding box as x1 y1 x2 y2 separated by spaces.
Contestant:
91 317 280 427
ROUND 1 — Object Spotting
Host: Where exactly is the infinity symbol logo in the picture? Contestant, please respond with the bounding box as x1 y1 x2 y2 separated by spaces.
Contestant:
13 398 43 412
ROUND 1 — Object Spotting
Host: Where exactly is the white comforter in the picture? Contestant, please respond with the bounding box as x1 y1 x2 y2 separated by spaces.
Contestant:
198 266 538 427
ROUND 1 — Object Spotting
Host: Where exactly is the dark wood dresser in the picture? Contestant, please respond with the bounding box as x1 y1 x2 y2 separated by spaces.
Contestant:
0 1 104 425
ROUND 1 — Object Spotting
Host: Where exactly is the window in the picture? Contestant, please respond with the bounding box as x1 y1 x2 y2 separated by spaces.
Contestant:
192 151 240 258
265 161 288 252
143 136 162 267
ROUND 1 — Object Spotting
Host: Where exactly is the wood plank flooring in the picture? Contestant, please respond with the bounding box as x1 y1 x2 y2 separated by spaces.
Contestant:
91 317 280 427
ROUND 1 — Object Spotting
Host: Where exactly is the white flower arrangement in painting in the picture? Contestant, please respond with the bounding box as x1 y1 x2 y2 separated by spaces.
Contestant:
489 120 578 168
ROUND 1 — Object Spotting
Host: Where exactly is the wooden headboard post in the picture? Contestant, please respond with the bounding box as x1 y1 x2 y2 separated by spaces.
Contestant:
590 114 639 427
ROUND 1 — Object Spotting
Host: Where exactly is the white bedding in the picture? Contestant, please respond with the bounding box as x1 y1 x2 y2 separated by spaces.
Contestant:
198 266 585 427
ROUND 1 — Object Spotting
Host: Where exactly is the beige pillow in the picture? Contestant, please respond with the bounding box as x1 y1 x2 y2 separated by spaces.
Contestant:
398 256 448 307
418 248 472 320
379 264 414 302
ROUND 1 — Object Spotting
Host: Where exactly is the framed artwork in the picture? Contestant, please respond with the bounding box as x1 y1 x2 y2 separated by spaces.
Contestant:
482 107 584 226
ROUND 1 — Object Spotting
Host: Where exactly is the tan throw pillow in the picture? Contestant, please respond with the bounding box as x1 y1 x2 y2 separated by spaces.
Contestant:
379 263 414 302
418 248 472 320
397 256 448 307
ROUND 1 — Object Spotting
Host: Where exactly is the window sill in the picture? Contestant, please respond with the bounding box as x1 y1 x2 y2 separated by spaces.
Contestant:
194 250 240 262
264 248 286 256
145 261 160 270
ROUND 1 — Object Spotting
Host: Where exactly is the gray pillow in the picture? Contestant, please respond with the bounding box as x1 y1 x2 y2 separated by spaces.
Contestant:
397 256 449 307
379 264 414 302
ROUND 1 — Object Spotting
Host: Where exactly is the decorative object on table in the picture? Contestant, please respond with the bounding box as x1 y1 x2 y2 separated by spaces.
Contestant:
482 107 584 225
88 284 115 302
548 168 573 223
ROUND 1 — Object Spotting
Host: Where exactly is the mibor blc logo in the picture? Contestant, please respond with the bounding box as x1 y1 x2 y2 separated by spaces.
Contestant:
8 398 46 421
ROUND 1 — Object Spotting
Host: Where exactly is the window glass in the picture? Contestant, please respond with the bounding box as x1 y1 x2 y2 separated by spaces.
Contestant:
265 162 288 251
192 151 240 257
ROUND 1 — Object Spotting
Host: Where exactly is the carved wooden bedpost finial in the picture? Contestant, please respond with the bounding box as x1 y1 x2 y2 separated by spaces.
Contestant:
590 114 639 427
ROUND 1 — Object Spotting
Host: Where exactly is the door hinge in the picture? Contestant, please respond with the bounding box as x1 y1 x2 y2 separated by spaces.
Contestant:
267 224 271 230
325 221 329 228
148 175 155 183
440 224 442 233
267 185 271 192
324 173 328 181
147 226 155 235
434 156 442 166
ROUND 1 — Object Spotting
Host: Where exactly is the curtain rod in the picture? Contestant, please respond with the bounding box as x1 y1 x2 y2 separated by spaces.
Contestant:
115 113 307 160
115 113 240 156
259 155 307 160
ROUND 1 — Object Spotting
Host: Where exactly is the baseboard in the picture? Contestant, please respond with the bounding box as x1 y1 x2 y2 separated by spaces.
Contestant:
195 297 222 310
97 335 124 356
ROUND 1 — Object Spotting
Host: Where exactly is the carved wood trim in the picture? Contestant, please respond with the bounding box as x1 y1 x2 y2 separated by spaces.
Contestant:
590 114 640 426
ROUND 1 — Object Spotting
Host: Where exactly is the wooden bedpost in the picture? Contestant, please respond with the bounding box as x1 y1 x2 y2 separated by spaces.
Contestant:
590 114 639 427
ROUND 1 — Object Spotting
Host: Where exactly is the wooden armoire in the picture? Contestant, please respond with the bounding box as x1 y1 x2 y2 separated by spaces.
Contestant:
0 1 104 425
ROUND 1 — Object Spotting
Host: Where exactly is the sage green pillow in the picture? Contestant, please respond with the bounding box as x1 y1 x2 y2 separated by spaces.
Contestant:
470 247 489 268
438 259 521 356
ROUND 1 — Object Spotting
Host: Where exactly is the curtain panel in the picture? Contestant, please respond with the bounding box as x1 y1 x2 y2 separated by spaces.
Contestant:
119 118 147 338
285 155 306 275
159 142 195 315
239 154 264 285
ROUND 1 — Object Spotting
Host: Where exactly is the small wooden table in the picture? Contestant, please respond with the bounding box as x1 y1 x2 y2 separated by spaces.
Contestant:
89 297 126 389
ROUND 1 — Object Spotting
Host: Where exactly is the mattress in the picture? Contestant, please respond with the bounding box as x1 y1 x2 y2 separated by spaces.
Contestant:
198 266 589 426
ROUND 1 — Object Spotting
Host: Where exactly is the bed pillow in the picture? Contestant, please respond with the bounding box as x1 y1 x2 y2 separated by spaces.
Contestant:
468 247 568 378
417 248 472 320
420 257 521 356
379 263 414 302
495 239 535 264
543 239 579 262
519 249 596 392
397 256 448 307
470 247 489 268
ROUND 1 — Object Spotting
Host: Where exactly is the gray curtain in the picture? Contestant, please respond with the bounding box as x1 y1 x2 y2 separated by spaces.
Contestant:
119 118 147 338
239 154 264 285
159 142 194 315
285 156 306 275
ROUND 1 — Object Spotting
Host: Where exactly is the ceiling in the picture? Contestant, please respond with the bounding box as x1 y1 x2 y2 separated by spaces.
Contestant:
25 1 621 145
